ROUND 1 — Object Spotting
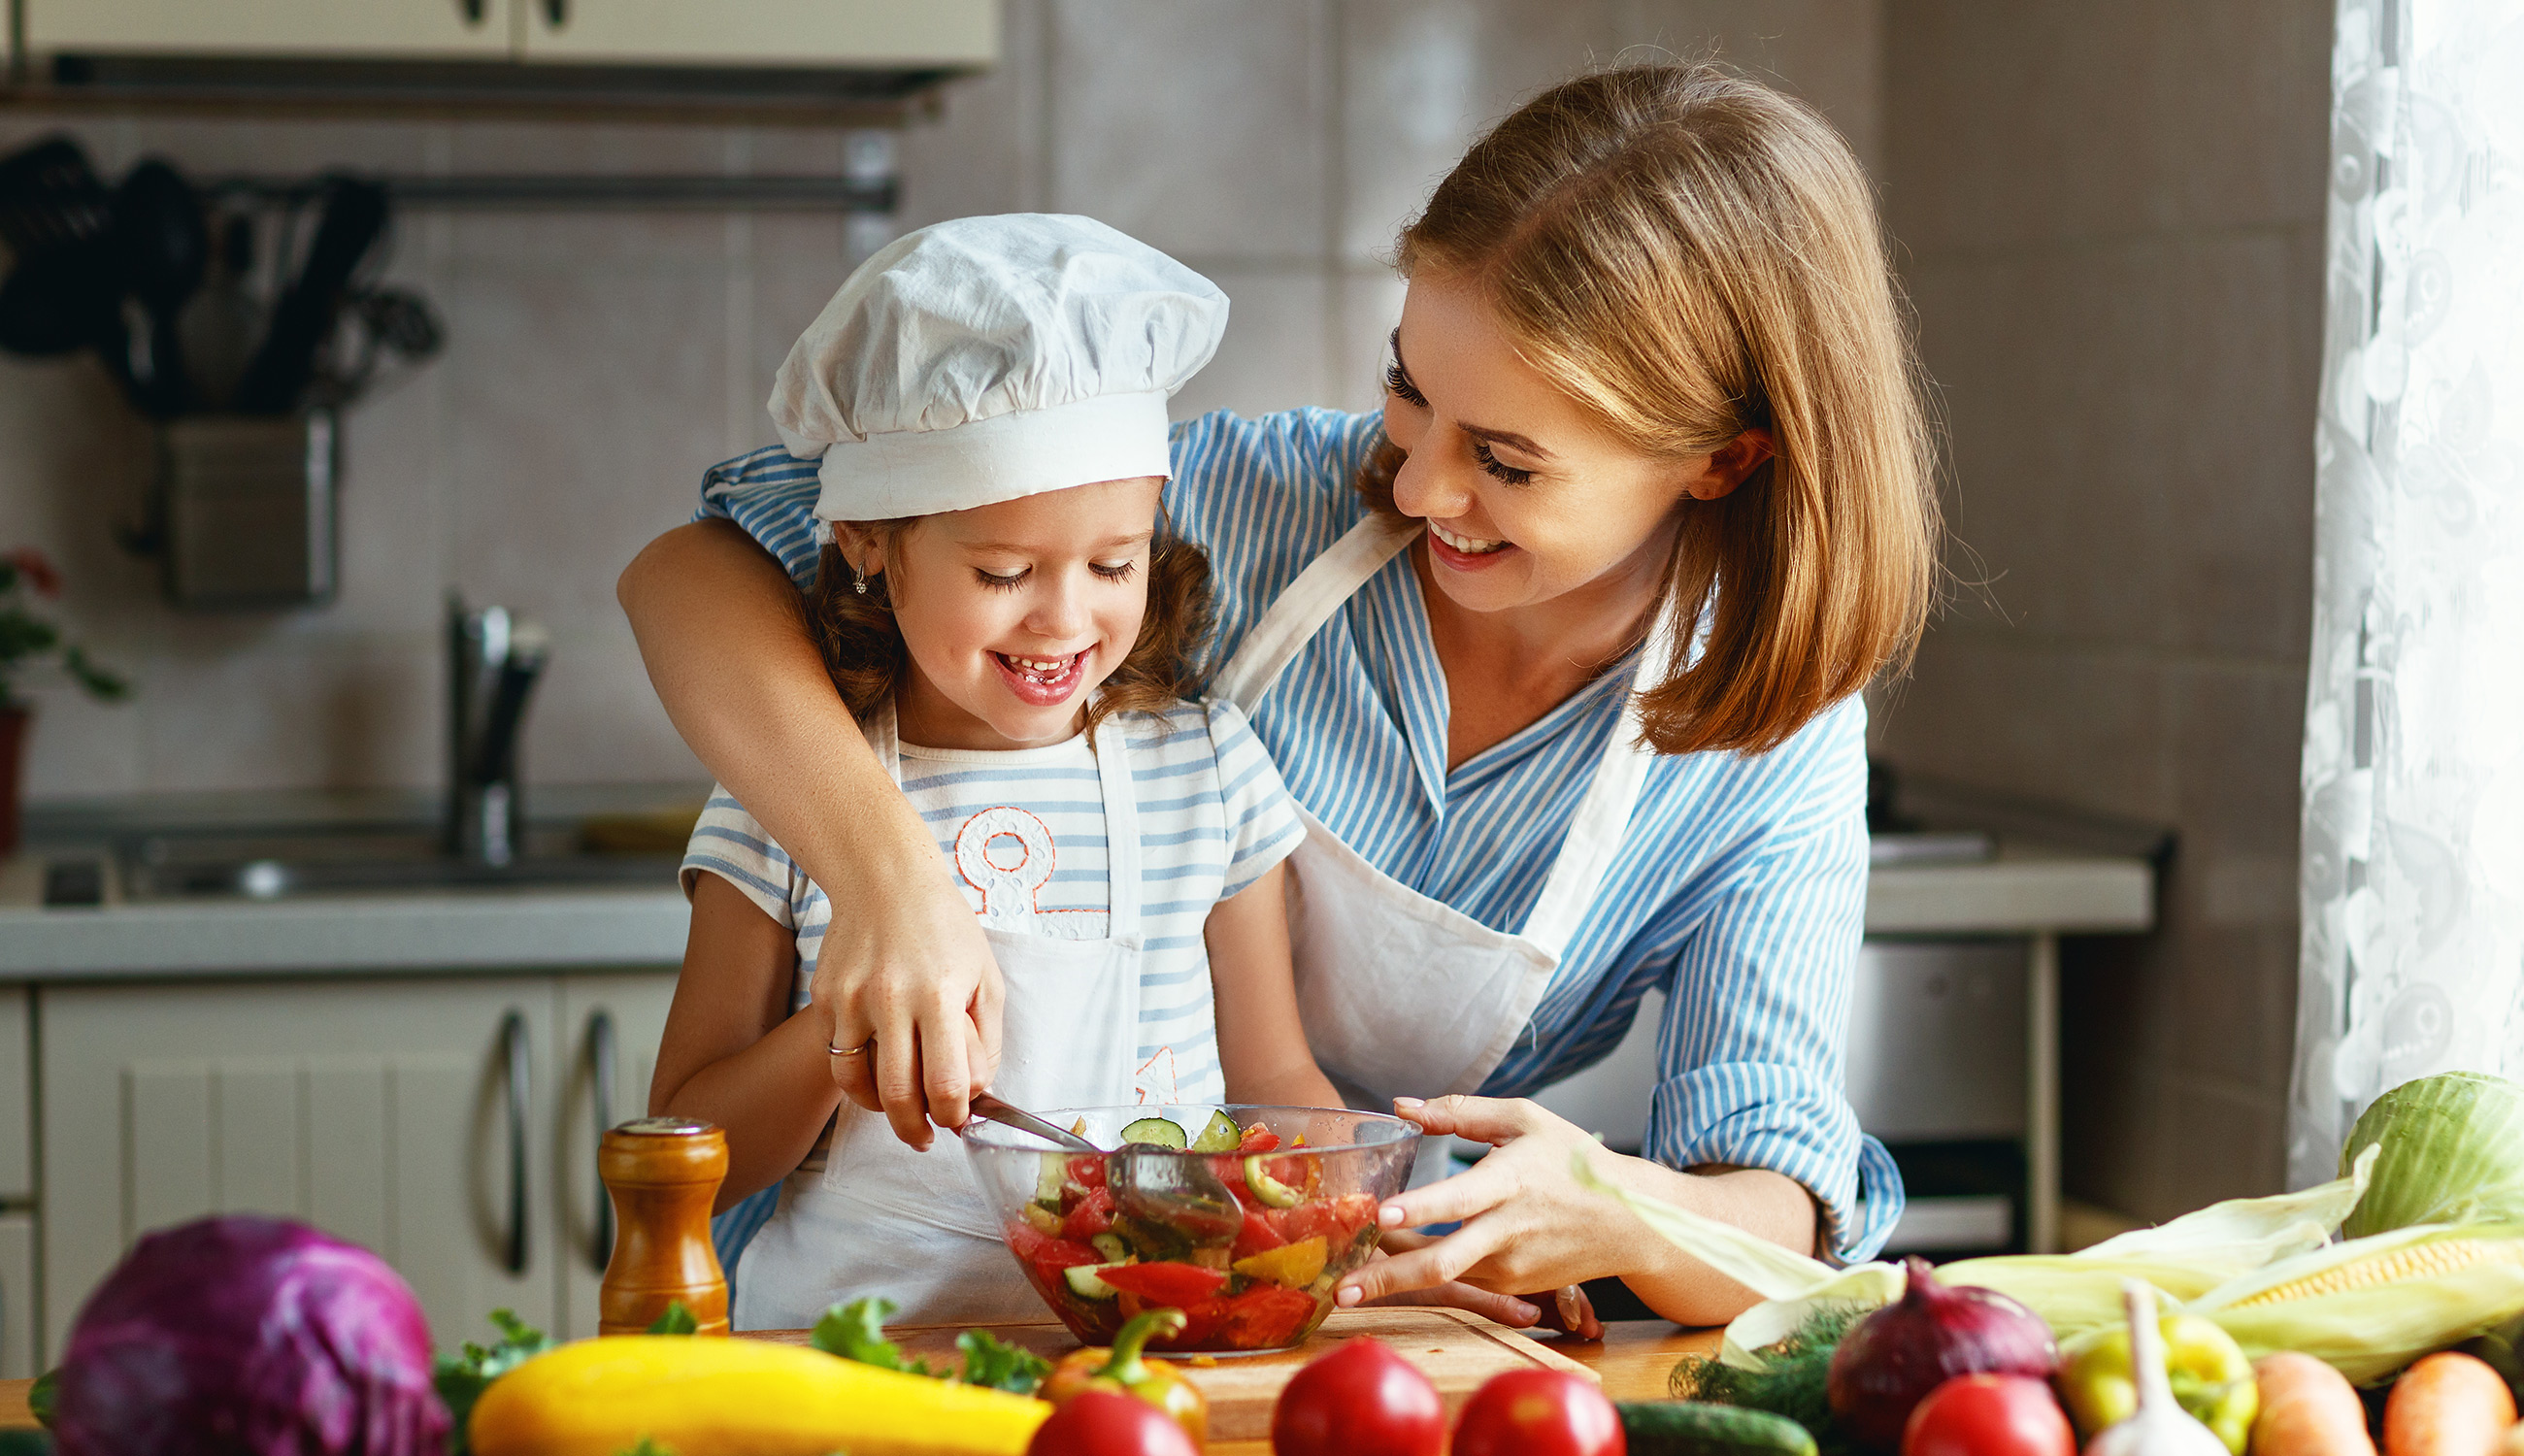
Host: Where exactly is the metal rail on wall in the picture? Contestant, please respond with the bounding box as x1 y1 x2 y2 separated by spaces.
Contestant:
197 171 900 213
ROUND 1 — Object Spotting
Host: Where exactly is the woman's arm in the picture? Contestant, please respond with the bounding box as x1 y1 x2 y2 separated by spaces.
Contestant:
650 874 848 1210
618 519 1003 1149
1336 1096 1817 1326
1202 862 1342 1109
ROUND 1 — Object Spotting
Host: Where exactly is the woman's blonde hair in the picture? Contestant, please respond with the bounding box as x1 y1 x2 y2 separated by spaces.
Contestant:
1374 60 1938 755
804 524 1215 737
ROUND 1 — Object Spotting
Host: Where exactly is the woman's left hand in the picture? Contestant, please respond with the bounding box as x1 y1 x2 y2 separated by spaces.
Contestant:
1335 1095 1619 1319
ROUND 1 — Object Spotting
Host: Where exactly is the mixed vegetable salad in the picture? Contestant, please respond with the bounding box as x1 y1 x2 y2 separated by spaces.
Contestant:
1004 1110 1383 1351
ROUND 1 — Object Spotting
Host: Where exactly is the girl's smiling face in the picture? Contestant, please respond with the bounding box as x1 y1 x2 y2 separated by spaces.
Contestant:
1379 272 1767 617
845 476 1163 750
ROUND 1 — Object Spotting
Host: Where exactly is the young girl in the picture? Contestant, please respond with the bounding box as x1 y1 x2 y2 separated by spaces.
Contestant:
649 214 1342 1329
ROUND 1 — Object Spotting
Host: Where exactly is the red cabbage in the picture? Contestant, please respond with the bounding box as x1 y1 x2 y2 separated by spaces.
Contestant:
54 1215 448 1456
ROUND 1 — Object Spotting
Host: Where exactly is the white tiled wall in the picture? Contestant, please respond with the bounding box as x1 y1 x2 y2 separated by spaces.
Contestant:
0 0 1883 801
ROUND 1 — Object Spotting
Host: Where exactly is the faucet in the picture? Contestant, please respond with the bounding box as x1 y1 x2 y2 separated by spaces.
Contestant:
448 596 548 867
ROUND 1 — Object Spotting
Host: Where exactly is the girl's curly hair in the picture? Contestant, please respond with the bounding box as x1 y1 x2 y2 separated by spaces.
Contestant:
804 519 1215 738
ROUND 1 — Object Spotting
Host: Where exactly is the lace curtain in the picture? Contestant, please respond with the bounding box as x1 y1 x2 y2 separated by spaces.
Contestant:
2291 0 2524 1186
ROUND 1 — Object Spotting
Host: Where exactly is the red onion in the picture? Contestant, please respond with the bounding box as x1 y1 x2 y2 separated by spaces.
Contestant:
1826 1255 2058 1451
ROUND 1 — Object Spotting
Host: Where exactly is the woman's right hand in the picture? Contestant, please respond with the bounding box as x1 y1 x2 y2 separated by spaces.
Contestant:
618 518 1006 1148
814 860 1006 1149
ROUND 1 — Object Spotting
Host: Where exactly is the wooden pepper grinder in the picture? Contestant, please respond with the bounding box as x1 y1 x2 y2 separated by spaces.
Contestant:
598 1116 732 1336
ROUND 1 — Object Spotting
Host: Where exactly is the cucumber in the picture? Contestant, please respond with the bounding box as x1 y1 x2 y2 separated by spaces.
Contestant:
1089 1233 1131 1263
1118 1116 1187 1148
1064 1262 1128 1300
1616 1402 1818 1456
1188 1109 1243 1153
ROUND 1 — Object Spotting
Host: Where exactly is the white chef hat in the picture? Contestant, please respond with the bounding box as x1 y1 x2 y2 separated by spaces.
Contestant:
769 213 1229 524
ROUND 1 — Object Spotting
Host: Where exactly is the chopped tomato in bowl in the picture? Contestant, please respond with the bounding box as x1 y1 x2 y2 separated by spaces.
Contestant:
963 1105 1418 1352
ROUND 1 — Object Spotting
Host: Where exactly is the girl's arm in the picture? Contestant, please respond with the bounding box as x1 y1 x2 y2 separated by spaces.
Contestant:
1201 862 1341 1109
619 518 1003 1149
650 873 848 1210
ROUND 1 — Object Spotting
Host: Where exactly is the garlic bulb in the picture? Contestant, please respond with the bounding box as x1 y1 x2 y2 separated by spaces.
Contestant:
2084 1281 2230 1456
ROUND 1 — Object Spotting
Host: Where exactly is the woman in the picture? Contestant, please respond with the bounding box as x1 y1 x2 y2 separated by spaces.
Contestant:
620 62 1936 1327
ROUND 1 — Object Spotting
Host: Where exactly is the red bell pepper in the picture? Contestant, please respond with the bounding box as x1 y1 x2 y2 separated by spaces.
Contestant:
1096 1260 1230 1306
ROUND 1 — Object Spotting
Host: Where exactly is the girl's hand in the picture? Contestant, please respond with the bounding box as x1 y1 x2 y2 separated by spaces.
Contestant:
1336 1096 1617 1310
814 860 1006 1150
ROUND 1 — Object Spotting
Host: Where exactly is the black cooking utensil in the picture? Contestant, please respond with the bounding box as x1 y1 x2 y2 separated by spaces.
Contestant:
0 136 115 256
233 175 390 414
111 158 208 415
0 136 132 381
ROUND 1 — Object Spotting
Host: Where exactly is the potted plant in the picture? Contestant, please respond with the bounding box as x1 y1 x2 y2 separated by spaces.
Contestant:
1 548 128 858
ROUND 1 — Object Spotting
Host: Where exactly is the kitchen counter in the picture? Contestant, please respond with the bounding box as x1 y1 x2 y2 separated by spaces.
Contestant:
0 1318 1725 1442
0 812 2151 979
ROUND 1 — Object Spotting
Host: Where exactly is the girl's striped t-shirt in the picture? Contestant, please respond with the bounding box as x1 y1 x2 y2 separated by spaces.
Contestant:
697 407 1903 1263
682 698 1305 1112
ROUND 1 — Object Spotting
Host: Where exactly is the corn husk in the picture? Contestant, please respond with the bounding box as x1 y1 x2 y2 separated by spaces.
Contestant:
1572 1144 2524 1379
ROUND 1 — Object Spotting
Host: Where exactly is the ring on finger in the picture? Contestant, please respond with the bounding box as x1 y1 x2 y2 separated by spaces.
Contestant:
826 1037 876 1057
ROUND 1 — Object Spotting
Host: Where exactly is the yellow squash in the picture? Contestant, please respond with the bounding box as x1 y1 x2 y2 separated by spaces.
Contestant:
468 1335 1051 1456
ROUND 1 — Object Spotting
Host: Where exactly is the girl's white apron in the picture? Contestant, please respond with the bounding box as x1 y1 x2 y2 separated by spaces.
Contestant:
1212 515 1661 1178
734 708 1147 1329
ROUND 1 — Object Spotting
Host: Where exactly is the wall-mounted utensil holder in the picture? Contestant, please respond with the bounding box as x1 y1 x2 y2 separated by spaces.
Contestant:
152 410 338 610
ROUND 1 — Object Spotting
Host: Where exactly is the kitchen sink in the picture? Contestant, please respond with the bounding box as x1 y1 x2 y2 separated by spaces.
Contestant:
113 821 683 902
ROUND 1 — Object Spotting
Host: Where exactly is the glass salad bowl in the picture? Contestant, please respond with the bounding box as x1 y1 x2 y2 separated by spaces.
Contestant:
961 1104 1419 1353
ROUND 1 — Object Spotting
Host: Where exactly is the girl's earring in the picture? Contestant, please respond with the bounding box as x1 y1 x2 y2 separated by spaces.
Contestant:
851 564 869 596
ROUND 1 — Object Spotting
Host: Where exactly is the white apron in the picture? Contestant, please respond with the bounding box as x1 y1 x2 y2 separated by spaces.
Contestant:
733 709 1148 1329
1211 515 1663 1178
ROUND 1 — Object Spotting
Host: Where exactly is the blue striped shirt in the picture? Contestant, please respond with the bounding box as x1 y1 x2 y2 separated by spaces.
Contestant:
699 407 1902 1261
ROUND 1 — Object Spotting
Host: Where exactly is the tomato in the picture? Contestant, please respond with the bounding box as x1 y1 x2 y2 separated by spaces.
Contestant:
1007 1221 1101 1274
1027 1387 1198 1456
1902 1375 2076 1456
1452 1370 1625 1456
1061 1185 1117 1241
1273 1338 1445 1456
1215 1283 1319 1348
1097 1261 1231 1306
1271 1192 1379 1248
1066 1154 1108 1190
1240 1124 1281 1153
1234 1205 1290 1259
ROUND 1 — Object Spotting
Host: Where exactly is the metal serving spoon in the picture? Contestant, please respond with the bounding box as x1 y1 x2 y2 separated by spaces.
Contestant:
964 1091 1244 1242
966 1090 1098 1152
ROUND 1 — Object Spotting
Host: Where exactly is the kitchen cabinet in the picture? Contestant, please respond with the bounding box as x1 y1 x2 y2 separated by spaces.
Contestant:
26 0 515 59
0 1216 33 1380
554 972 677 1336
519 0 995 67
21 0 993 67
36 970 676 1362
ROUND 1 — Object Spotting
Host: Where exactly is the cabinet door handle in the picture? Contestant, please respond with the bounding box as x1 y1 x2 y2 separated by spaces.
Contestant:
499 1009 531 1276
544 0 567 28
586 1009 617 1273
458 0 483 24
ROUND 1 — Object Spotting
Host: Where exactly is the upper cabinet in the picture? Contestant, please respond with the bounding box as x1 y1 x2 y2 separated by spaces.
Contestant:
517 0 996 67
15 0 997 108
26 0 518 60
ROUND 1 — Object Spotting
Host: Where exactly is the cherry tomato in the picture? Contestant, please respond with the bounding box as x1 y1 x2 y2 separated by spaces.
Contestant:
1273 1338 1445 1456
1027 1388 1198 1456
1097 1261 1231 1306
1452 1369 1625 1456
1902 1374 2076 1456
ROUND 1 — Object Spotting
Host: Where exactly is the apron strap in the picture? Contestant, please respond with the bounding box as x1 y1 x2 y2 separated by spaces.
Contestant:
1514 617 1673 959
1212 513 1421 715
1090 712 1142 937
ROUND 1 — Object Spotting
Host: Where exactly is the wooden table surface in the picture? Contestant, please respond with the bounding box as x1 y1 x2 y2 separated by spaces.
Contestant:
0 1319 1722 1448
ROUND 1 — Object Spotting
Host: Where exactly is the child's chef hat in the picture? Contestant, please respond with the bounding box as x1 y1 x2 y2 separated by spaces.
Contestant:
770 213 1228 522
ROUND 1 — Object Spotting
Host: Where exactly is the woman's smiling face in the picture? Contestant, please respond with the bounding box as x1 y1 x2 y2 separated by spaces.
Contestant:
1380 273 1744 618
848 476 1162 750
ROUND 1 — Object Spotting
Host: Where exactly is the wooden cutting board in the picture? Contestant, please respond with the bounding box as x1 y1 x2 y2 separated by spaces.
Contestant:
753 1307 1597 1442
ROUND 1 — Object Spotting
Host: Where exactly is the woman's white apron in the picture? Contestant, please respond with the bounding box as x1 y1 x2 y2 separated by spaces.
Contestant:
733 709 1148 1329
1211 515 1662 1179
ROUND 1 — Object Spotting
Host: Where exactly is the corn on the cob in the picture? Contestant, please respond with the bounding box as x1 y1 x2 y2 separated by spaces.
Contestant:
2229 1236 2524 1307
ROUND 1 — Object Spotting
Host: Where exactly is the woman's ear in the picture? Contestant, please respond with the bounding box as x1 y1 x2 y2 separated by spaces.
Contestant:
1684 428 1777 502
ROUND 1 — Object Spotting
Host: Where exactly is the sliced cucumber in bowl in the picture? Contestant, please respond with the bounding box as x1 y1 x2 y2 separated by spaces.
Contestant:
1117 1116 1188 1148
1063 1261 1133 1300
